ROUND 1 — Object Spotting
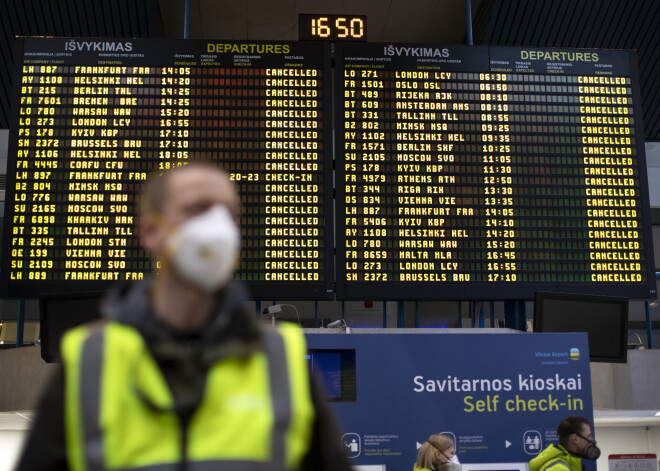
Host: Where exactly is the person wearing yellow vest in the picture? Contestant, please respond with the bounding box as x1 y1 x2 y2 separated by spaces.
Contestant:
529 416 601 471
17 162 352 471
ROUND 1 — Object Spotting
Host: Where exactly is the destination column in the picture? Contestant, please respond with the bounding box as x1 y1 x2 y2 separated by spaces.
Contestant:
64 66 142 282
109 66 150 280
380 46 490 287
391 69 465 283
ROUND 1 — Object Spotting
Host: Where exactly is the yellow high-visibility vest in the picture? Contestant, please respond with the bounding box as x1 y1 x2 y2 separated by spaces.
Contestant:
62 321 315 471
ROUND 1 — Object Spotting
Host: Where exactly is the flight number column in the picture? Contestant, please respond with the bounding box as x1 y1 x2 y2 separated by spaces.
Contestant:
343 68 388 282
479 73 517 282
13 65 63 281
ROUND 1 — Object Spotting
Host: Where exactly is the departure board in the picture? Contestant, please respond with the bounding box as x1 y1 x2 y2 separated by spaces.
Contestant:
1 38 333 299
335 43 655 300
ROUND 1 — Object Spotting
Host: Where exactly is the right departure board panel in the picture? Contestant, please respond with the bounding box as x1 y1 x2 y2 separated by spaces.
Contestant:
335 44 655 300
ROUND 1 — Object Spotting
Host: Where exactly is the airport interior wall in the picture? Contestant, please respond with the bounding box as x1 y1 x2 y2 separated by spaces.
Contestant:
2 341 660 471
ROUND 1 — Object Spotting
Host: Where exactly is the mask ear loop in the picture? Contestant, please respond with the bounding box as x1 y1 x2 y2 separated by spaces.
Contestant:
575 432 595 445
440 450 452 463
142 209 178 300
428 442 449 465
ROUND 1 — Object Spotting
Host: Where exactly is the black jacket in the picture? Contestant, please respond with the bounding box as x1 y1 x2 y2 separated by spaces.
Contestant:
17 279 351 471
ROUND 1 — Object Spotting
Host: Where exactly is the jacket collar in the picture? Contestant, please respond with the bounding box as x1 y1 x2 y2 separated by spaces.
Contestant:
101 277 262 364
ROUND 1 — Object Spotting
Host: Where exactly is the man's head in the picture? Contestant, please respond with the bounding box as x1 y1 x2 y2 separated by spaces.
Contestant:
140 162 240 229
557 416 599 459
139 163 241 292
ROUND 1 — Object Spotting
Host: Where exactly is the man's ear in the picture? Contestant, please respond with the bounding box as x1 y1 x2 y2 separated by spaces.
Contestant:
139 213 165 254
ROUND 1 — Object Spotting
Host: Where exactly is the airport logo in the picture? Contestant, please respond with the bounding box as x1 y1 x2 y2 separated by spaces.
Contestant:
534 350 576 364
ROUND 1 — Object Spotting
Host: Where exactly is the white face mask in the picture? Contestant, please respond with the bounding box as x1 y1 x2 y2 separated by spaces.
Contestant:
165 205 240 292
450 455 460 464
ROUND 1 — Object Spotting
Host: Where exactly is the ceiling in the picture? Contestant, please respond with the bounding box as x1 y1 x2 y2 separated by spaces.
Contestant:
0 0 658 140
473 0 660 142
157 0 477 44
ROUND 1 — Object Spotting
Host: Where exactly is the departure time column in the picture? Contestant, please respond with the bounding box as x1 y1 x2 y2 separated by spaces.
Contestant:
479 73 517 282
159 67 191 170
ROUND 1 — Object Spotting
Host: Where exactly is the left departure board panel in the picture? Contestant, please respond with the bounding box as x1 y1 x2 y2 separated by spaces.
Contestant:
1 38 334 299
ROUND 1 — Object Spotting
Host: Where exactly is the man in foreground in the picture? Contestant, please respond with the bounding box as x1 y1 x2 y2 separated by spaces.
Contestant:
17 162 351 471
529 416 601 471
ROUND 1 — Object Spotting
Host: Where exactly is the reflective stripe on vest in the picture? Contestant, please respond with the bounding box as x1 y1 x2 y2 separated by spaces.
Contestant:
79 461 292 471
80 328 105 471
542 459 574 471
65 322 310 471
262 329 290 471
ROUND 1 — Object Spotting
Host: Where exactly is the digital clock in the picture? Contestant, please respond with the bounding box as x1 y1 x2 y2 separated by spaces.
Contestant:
299 14 367 41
